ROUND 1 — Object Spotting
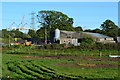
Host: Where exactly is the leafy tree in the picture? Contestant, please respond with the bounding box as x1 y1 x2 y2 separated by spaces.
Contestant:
36 27 50 42
37 10 74 31
9 30 31 39
2 29 7 32
2 29 11 38
10 30 23 38
36 27 45 39
84 29 93 32
100 19 119 38
9 33 15 38
74 26 83 32
37 10 75 44
2 33 12 38
92 28 102 33
22 33 31 39
118 28 120 36
28 29 36 38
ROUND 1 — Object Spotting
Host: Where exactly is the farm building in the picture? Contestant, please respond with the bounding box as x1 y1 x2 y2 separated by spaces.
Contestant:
50 29 116 45
83 32 116 44
51 28 82 46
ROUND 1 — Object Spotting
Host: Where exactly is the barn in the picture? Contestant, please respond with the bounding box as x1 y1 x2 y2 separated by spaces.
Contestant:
50 29 116 45
52 28 82 46
83 32 116 44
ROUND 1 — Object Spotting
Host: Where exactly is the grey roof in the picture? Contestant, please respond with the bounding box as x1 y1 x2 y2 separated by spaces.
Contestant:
60 30 82 39
83 32 112 38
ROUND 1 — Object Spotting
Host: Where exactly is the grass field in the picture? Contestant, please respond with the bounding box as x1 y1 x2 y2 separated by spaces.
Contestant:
2 46 120 80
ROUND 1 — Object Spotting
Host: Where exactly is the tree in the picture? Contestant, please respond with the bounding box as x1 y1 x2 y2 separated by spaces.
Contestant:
2 29 7 32
37 10 74 31
74 26 83 32
36 27 50 44
2 29 12 38
10 30 31 39
37 10 74 44
92 28 102 33
28 29 36 38
36 27 45 39
118 28 120 36
22 34 31 39
100 19 119 38
84 29 93 32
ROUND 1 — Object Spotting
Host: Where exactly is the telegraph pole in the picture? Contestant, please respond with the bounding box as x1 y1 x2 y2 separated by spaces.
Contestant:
45 27 47 44
36 14 47 44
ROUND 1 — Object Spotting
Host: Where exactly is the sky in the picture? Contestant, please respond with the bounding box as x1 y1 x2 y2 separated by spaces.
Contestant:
0 0 119 2
1 2 119 30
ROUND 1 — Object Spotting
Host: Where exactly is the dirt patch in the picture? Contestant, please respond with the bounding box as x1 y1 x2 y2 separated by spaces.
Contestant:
22 55 61 59
58 62 118 68
80 57 119 61
21 55 119 61
22 55 119 68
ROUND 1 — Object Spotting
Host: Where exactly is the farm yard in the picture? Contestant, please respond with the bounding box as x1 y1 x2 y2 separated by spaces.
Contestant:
2 46 120 80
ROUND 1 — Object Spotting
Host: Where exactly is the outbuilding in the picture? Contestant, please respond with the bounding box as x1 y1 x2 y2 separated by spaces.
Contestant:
53 29 82 46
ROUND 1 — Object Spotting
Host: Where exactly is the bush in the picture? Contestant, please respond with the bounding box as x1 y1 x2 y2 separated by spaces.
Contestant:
36 44 66 49
10 45 21 48
51 44 66 49
81 38 94 44
72 43 120 50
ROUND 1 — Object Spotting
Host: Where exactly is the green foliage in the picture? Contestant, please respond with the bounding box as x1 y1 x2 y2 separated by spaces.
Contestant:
80 38 94 44
9 30 23 38
50 44 66 49
92 28 102 33
100 19 119 38
84 29 93 32
28 29 36 38
22 33 31 39
36 27 45 39
37 10 75 40
84 20 119 38
80 34 95 44
10 45 21 48
75 43 120 50
2 29 31 39
2 30 12 39
37 44 66 49
74 26 83 32
1 38 15 44
37 10 74 30
118 28 120 36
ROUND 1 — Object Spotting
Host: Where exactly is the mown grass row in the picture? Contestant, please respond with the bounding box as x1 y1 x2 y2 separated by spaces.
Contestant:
7 62 36 79
3 60 84 80
31 63 81 80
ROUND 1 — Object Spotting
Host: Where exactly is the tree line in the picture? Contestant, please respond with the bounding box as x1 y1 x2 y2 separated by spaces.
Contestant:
1 10 120 44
